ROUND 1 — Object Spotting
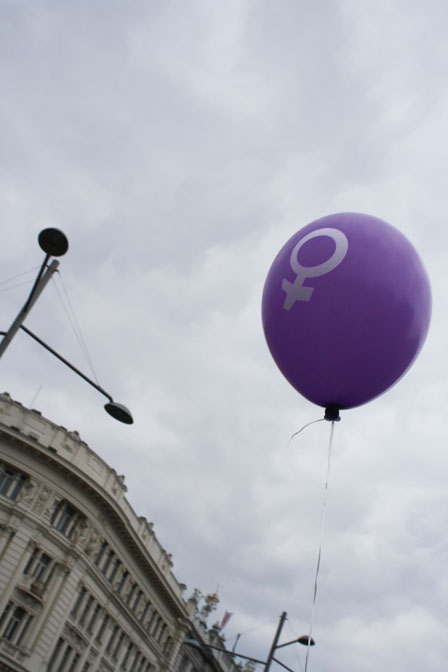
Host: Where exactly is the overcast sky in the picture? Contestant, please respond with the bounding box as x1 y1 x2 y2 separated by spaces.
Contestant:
1 1 448 670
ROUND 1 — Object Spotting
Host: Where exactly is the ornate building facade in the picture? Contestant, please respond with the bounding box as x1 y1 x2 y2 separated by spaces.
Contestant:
0 392 192 672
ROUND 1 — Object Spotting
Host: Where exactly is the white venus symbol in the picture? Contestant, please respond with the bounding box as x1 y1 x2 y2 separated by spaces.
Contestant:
282 227 349 310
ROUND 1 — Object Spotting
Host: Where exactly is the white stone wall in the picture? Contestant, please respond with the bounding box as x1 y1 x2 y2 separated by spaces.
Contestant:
0 393 190 672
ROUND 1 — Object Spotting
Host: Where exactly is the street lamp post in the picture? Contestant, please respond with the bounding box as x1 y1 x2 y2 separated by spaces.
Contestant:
185 611 314 672
0 228 133 424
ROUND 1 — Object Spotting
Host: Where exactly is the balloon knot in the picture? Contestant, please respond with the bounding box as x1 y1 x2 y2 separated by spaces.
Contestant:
324 405 341 422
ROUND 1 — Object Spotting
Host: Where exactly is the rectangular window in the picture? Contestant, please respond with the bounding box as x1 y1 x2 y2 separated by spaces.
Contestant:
48 637 64 671
147 611 158 633
10 474 27 501
51 501 80 539
87 604 101 634
79 595 95 626
24 548 54 589
24 547 39 575
71 587 87 618
132 590 143 613
57 505 75 535
106 624 119 655
108 558 121 583
0 467 14 495
137 658 147 672
16 613 33 646
116 570 129 596
102 549 115 575
157 623 167 644
140 601 151 624
45 561 57 587
130 651 141 672
2 604 27 642
0 602 12 631
121 643 134 671
68 652 81 672
50 642 81 672
34 552 53 581
56 644 73 672
126 583 137 605
0 462 26 501
95 613 109 644
95 541 108 567
113 631 126 660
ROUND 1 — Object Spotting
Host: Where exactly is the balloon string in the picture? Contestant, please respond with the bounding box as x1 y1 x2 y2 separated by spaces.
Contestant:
304 420 335 672
287 418 325 449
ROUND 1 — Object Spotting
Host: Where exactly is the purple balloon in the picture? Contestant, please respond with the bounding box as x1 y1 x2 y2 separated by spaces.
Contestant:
262 213 431 411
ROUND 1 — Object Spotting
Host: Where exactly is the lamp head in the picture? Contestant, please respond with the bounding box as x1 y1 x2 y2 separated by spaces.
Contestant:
297 636 315 647
104 401 134 424
38 228 69 257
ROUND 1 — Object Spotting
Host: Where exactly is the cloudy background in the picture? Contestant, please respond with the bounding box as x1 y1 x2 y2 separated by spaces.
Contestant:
1 1 447 670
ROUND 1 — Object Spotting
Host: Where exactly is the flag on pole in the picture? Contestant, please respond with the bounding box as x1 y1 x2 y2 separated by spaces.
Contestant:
219 611 233 632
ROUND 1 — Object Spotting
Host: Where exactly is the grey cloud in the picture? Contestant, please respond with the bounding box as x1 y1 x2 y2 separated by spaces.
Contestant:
1 2 448 671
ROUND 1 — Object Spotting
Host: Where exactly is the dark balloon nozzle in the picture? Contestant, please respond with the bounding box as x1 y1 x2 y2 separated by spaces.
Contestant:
324 405 341 422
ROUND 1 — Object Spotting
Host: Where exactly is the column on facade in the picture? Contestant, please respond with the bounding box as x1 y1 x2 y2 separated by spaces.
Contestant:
165 618 190 672
27 562 70 651
0 524 15 564
0 529 35 613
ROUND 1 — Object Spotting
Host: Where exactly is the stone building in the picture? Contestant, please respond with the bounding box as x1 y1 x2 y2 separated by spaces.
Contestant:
0 392 193 672
179 592 244 672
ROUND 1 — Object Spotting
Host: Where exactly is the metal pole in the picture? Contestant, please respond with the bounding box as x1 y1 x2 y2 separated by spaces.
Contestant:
232 634 241 654
0 258 59 360
183 640 265 666
264 612 287 672
19 325 114 403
